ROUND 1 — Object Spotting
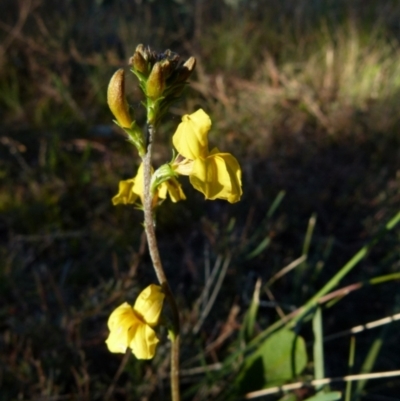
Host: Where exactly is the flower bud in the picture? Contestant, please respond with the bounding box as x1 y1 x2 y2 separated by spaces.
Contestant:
139 44 158 64
176 57 196 82
129 49 148 75
146 62 165 100
159 51 180 79
107 69 133 128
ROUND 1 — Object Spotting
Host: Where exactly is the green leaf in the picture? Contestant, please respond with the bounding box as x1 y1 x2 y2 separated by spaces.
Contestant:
304 391 342 401
238 329 308 393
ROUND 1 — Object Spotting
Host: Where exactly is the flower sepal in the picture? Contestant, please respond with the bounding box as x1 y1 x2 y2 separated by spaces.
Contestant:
150 163 178 194
119 122 146 156
167 328 177 342
150 163 186 203
130 68 148 91
147 97 164 126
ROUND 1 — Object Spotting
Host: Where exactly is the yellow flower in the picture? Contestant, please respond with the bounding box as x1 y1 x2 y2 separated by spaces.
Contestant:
172 109 242 203
158 177 186 202
112 163 185 206
105 284 165 359
112 163 145 206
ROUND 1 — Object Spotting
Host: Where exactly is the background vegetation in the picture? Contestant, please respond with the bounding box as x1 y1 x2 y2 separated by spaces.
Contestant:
1 0 399 400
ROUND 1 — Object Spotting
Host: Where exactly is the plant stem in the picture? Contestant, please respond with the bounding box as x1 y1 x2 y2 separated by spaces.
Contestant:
142 124 181 401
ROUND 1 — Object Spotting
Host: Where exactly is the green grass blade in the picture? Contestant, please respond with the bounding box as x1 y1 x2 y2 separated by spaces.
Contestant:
245 236 270 260
302 213 317 257
245 211 400 354
354 327 387 399
345 336 356 401
267 190 286 218
313 306 325 392
291 210 400 325
242 191 285 259
242 278 261 340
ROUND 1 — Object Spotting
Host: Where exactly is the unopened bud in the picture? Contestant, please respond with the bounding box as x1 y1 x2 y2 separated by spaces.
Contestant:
160 51 180 79
146 62 165 99
136 44 146 58
159 59 174 80
177 57 196 82
129 49 148 75
184 57 196 72
107 69 133 128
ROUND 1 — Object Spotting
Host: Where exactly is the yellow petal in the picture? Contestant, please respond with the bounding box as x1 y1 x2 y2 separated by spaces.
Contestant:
129 322 160 359
172 157 194 176
132 163 145 198
157 182 168 200
158 178 186 203
172 109 211 160
133 284 165 326
105 302 140 353
189 149 242 203
165 178 186 202
112 179 138 205
112 164 152 206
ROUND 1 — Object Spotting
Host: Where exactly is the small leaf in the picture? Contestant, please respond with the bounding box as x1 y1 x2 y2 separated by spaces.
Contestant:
238 329 308 393
260 329 307 384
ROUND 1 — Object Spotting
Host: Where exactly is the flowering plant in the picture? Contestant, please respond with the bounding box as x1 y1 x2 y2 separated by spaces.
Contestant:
105 44 242 401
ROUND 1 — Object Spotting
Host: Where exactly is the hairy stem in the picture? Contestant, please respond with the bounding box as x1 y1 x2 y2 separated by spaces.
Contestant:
142 124 181 401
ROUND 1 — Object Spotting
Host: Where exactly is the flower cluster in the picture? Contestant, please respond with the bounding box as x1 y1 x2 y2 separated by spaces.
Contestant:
106 284 165 359
112 109 242 207
107 45 196 155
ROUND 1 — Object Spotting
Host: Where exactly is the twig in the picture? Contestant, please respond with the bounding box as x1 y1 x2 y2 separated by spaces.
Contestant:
267 255 307 286
245 370 400 399
324 312 400 343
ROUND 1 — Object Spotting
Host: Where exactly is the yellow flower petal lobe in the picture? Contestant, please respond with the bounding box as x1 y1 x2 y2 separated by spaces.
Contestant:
105 302 139 353
129 323 160 359
172 109 211 160
133 284 165 326
132 163 146 201
111 163 150 206
189 149 242 203
158 178 186 202
112 179 138 205
105 285 165 359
